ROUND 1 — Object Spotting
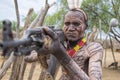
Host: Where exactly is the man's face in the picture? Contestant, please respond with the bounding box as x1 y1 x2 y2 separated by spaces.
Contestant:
63 11 86 41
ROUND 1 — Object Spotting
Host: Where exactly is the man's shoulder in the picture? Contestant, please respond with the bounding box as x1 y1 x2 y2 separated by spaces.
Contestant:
85 42 103 56
86 42 102 48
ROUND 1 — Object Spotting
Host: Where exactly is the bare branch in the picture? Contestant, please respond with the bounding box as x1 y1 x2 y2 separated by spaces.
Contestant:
45 0 48 5
20 8 34 36
36 2 56 26
50 2 56 7
27 8 43 29
14 0 20 38
23 8 34 30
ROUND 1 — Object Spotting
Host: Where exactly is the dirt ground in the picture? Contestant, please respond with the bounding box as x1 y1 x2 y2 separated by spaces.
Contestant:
102 49 120 80
0 49 120 80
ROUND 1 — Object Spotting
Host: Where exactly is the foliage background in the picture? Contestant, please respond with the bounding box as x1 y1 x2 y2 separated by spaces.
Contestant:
0 0 120 32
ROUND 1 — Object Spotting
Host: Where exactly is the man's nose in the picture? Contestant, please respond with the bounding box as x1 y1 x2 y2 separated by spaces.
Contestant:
68 24 75 31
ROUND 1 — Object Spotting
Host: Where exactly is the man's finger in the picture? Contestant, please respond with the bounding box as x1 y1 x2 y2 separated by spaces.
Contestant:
43 27 58 40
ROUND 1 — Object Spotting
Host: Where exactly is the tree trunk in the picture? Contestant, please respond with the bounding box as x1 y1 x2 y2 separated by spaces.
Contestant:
28 62 36 80
0 52 15 79
18 59 27 80
38 68 47 80
9 0 20 79
14 0 20 38
9 56 23 80
89 26 98 42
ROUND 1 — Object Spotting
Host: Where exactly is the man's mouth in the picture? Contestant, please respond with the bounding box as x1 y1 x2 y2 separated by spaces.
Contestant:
66 33 76 38
66 32 76 35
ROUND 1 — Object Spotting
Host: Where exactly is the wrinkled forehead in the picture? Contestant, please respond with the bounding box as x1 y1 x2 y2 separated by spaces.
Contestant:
65 11 85 22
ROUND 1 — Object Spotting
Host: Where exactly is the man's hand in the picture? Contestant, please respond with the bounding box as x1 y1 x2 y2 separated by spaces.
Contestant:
38 27 65 55
24 50 38 62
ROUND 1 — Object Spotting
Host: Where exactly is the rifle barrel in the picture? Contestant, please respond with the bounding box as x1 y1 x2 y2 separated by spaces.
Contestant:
0 38 32 49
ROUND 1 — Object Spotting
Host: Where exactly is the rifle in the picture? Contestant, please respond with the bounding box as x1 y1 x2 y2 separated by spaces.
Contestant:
0 20 64 79
0 23 65 56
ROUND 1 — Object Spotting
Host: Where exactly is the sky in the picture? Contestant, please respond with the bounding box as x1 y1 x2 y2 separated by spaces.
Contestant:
0 0 57 26
0 0 119 40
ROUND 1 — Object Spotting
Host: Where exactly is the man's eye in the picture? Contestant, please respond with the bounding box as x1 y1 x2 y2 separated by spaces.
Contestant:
72 22 80 26
65 22 70 26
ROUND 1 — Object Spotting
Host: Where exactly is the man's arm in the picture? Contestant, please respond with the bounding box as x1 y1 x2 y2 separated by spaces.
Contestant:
38 27 90 80
88 42 103 80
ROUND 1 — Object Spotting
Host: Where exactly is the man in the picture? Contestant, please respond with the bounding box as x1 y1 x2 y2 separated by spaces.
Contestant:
25 8 103 80
58 9 103 80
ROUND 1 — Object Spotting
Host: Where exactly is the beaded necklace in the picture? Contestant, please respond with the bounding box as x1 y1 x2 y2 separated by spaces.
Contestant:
67 38 86 57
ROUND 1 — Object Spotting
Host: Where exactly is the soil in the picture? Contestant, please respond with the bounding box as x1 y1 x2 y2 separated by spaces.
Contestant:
0 49 120 80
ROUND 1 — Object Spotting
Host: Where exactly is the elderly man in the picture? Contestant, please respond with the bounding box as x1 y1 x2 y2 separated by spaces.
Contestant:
58 9 103 80
25 8 103 80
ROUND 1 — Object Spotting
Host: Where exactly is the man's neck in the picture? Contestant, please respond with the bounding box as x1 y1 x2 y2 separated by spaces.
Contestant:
67 38 83 49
